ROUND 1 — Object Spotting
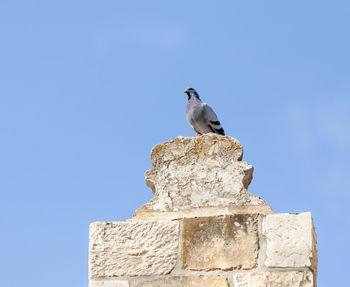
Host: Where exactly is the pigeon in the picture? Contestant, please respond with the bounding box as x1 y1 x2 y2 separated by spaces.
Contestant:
185 87 225 136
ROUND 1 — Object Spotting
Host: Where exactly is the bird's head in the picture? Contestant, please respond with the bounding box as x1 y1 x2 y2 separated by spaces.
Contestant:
184 87 200 101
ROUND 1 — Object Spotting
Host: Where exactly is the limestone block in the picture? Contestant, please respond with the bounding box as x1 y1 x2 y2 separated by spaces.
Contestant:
262 212 317 273
134 134 272 219
89 220 179 279
135 276 228 287
89 281 129 287
182 215 259 270
232 271 314 287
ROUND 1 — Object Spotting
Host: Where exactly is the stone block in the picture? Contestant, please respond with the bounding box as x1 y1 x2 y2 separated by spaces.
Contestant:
134 134 272 219
182 215 259 270
89 220 179 278
89 281 129 287
135 276 228 287
262 212 317 272
232 271 314 287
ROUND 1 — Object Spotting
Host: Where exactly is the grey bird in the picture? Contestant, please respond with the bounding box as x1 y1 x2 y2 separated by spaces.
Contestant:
185 87 225 136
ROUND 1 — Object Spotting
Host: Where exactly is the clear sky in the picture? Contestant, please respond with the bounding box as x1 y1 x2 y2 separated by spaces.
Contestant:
0 1 349 286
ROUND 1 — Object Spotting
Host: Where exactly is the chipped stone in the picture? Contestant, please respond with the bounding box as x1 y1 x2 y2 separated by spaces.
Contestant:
232 271 314 287
263 212 317 275
88 136 318 286
89 220 179 278
89 281 129 287
134 134 272 219
135 276 228 287
182 215 259 270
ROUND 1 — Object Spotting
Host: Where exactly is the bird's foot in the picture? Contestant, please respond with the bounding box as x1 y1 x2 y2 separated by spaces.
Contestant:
195 133 202 137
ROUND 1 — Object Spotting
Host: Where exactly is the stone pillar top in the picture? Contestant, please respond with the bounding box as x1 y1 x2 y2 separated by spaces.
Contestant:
134 134 272 219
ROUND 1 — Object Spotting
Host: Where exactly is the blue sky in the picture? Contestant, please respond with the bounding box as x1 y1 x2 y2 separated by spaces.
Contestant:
0 1 349 286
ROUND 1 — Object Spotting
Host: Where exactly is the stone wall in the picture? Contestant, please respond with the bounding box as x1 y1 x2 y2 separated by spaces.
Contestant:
89 134 317 287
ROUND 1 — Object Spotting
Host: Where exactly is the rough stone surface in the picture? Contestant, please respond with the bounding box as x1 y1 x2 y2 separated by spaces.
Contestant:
88 136 318 287
89 281 129 287
134 134 271 218
232 271 314 287
89 220 179 278
182 215 259 270
134 205 273 220
263 212 317 274
134 276 228 287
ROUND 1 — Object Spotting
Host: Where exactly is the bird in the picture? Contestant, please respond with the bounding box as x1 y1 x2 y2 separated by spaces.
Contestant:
185 87 225 136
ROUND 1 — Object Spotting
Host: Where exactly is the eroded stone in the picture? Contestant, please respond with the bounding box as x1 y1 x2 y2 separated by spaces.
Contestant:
134 276 228 287
182 215 259 270
89 281 129 287
232 271 314 287
89 220 179 278
262 212 317 275
134 134 271 219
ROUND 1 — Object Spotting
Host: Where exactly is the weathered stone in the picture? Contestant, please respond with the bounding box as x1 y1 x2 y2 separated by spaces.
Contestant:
262 212 317 275
134 276 228 287
89 220 179 279
134 134 272 219
89 281 129 287
134 205 273 221
182 215 259 270
232 271 314 287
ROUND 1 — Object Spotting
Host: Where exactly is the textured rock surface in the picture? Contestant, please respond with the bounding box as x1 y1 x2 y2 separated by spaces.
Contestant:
232 271 314 287
182 215 259 270
134 134 271 219
263 212 317 274
88 135 318 287
134 276 228 287
89 281 129 287
89 221 179 278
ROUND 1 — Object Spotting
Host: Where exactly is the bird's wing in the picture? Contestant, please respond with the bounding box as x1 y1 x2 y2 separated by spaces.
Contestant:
202 103 225 135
